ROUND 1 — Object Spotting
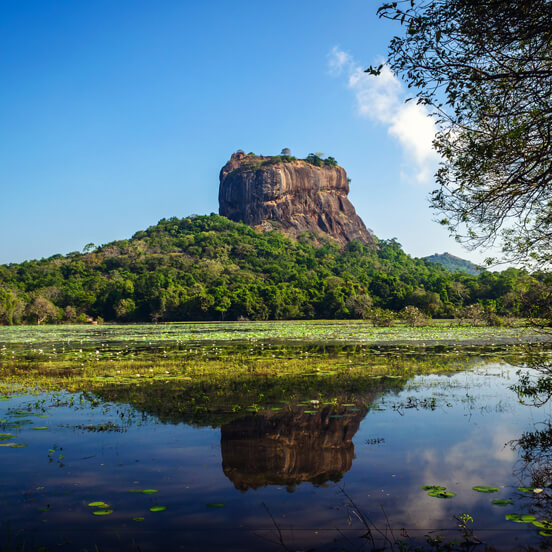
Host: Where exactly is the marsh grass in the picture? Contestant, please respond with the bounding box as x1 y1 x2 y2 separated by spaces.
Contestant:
1 337 550 428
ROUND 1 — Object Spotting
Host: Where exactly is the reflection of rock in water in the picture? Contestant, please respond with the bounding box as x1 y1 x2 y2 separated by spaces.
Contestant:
221 406 367 491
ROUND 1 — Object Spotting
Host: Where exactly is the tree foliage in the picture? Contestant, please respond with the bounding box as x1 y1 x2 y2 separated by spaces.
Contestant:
0 214 549 324
375 0 552 265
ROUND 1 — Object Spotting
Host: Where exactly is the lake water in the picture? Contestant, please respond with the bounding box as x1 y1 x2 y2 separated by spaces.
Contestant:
2 324 552 551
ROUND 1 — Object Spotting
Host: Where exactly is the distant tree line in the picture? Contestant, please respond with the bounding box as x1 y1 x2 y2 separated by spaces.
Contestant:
0 214 550 325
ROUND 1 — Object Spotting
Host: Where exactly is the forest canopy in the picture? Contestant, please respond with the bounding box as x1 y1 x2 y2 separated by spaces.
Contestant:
0 214 549 325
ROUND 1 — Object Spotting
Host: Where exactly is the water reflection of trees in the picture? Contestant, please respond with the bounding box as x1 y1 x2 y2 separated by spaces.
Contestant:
509 354 552 543
513 422 552 488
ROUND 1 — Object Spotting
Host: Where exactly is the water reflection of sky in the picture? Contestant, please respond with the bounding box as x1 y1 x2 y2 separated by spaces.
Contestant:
2 362 552 551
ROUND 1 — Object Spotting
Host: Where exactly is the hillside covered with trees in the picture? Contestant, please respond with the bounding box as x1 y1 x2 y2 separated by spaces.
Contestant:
0 215 550 325
424 253 482 275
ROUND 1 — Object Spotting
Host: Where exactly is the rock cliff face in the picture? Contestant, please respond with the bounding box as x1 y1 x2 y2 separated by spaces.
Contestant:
219 152 374 245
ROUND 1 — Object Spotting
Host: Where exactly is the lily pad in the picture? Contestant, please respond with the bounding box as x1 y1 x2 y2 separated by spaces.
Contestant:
149 506 167 512
132 517 145 522
141 489 158 494
88 501 109 508
206 503 225 508
539 530 552 537
93 509 113 515
533 521 552 529
492 499 514 506
32 426 48 431
473 486 499 493
517 487 534 493
505 513 537 523
422 485 446 492
428 490 456 499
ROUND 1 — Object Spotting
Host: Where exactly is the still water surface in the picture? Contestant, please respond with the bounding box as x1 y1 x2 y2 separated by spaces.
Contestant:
2 336 552 550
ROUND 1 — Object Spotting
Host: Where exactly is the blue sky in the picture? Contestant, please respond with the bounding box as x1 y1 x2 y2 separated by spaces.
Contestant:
0 0 488 265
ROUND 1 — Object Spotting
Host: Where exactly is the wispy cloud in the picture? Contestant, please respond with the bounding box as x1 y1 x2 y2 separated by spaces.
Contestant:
328 46 439 186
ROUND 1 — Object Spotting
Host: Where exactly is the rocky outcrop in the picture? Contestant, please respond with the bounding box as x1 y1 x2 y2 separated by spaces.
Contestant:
219 152 374 245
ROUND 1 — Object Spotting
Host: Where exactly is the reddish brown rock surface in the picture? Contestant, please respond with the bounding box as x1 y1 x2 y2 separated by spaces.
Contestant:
218 152 374 245
221 405 367 491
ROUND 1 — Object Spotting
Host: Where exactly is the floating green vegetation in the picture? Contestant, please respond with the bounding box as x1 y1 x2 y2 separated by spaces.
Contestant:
149 506 167 512
88 501 109 508
422 485 445 491
141 489 158 494
6 420 33 427
75 422 123 432
31 426 48 430
422 485 456 498
472 486 499 493
533 520 552 529
428 490 456 499
3 338 519 428
492 499 513 506
0 327 547 417
132 517 145 522
92 509 113 515
0 322 547 354
505 514 537 523
206 503 225 508
517 487 534 493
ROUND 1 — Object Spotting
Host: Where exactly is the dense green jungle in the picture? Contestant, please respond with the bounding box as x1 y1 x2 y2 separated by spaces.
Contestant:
0 215 550 325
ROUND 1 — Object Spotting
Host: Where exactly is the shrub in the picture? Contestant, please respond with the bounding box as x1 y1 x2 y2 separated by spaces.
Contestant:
400 305 428 326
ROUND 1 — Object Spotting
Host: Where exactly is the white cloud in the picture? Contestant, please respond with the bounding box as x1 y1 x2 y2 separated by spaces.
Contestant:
328 46 439 186
328 47 352 75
